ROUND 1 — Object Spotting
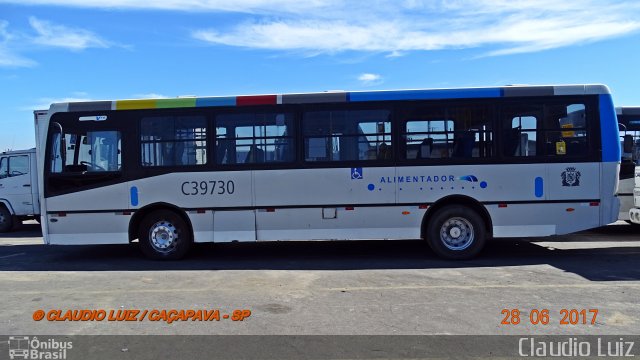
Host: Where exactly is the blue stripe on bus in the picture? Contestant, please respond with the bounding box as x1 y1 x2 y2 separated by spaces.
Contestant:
599 94 621 163
195 97 236 107
535 177 544 198
130 186 139 207
349 88 503 102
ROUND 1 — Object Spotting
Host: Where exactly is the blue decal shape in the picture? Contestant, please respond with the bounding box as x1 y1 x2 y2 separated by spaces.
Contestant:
130 186 139 207
349 88 503 102
351 167 363 180
459 175 478 182
367 184 375 191
480 181 488 189
599 94 621 163
535 177 544 198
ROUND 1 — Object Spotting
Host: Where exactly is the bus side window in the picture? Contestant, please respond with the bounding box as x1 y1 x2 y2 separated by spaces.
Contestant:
548 103 587 156
216 113 294 165
402 104 492 160
505 115 537 157
141 116 207 167
452 132 475 158
404 120 452 159
303 110 391 162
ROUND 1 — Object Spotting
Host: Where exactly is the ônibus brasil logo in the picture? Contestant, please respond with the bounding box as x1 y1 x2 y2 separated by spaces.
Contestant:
8 336 73 360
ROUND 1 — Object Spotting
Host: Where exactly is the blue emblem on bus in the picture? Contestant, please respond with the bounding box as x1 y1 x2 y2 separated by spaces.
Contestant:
459 175 478 182
351 168 363 180
459 175 487 188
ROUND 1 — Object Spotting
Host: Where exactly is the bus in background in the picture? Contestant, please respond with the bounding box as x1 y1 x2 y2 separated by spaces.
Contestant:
617 107 640 225
629 166 640 224
35 85 620 260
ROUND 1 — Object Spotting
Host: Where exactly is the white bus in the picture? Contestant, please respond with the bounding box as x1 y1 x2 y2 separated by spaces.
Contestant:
617 107 640 224
35 85 621 260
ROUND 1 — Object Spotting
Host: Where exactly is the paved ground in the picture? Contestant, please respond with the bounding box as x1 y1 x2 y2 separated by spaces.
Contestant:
0 221 639 336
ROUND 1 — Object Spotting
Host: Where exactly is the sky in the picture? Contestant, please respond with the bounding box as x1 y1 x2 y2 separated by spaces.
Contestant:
0 0 639 150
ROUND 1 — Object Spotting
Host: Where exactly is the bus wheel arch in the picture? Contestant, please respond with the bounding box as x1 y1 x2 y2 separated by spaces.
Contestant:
129 203 194 260
421 195 492 259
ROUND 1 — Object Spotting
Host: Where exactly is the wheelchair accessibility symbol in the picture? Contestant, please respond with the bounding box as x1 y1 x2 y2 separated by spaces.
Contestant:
351 167 363 180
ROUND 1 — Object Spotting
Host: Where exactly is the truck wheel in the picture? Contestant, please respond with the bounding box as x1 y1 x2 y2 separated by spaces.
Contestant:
0 206 13 233
138 209 192 260
426 205 486 260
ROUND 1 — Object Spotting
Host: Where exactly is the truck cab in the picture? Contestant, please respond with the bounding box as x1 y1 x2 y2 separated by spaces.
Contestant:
0 148 39 232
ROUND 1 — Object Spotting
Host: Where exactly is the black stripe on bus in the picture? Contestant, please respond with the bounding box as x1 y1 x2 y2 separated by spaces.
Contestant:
46 199 601 215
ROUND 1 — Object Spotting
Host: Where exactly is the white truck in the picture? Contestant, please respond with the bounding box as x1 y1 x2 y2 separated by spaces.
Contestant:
0 110 46 232
629 166 640 224
0 148 39 232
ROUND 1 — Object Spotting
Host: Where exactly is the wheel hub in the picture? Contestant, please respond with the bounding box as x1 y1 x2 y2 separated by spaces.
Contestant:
440 217 474 251
149 221 178 252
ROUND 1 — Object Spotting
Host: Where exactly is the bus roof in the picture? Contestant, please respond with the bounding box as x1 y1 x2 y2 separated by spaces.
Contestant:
616 106 640 116
49 84 611 113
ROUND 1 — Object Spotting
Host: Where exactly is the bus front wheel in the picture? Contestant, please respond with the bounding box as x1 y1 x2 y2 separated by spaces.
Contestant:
426 205 486 260
138 209 192 260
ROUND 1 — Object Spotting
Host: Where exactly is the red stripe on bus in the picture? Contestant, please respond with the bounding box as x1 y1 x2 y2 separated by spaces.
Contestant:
236 95 277 106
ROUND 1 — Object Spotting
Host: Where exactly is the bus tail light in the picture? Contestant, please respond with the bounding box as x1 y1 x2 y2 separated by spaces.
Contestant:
345 207 354 211
589 202 600 207
498 203 508 208
566 208 575 212
419 205 429 209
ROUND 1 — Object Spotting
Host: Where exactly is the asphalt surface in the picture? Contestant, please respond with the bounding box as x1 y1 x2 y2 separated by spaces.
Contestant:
0 221 639 336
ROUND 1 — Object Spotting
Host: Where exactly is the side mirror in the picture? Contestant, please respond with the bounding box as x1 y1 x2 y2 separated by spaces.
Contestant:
623 134 634 153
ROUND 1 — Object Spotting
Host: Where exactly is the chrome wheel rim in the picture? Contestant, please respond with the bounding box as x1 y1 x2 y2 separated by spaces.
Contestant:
149 220 179 253
440 217 474 251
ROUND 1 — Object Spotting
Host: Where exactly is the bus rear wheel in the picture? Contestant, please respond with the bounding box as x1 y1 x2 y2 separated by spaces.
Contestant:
426 205 486 260
138 209 192 260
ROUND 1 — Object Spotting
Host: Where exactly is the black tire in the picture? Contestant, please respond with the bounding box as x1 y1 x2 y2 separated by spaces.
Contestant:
0 206 13 233
425 205 486 260
625 220 640 229
138 209 192 260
